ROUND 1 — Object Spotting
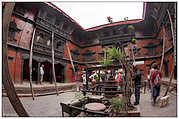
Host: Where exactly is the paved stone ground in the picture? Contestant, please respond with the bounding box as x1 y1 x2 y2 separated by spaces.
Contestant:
139 85 177 117
14 81 78 88
2 91 77 117
2 86 177 117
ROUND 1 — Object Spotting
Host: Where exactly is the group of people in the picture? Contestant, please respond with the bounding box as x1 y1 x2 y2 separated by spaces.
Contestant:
133 63 161 106
87 69 125 87
40 62 162 107
81 62 161 106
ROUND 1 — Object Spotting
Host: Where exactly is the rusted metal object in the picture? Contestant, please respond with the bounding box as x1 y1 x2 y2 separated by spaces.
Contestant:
2 3 29 116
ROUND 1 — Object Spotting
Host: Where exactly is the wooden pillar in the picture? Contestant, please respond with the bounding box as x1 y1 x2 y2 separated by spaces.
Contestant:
167 9 176 66
51 31 59 95
29 27 36 100
160 28 166 72
164 8 176 96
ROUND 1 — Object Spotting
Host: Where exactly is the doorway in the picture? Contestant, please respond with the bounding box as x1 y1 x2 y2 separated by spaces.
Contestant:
41 61 52 83
163 60 169 77
23 59 38 82
55 63 64 83
23 59 29 81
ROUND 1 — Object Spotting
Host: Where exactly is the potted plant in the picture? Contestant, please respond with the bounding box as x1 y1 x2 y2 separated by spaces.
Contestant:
71 92 86 107
131 38 137 44
99 46 136 113
108 97 127 116
128 25 135 30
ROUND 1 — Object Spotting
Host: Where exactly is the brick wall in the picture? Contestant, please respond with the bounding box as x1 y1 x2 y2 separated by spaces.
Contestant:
8 49 22 83
8 9 35 49
6 4 175 84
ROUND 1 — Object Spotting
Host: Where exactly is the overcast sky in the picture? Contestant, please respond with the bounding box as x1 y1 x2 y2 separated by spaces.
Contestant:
52 2 144 29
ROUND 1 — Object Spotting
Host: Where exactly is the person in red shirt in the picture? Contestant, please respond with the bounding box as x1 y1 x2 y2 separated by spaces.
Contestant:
150 63 162 105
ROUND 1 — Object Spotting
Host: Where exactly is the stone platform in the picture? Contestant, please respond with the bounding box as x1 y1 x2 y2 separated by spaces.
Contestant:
3 81 82 97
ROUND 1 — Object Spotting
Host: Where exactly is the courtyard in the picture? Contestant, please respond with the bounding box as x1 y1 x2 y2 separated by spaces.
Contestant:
2 85 177 117
2 2 177 117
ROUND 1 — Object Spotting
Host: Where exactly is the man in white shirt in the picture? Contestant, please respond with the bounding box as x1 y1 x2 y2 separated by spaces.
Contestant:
40 64 44 84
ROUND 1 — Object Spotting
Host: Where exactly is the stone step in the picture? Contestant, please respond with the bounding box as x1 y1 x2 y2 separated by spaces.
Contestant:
2 83 78 95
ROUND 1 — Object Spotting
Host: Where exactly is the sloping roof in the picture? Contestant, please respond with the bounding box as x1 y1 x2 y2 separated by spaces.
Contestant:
86 19 144 31
86 2 147 31
45 2 147 32
44 2 85 31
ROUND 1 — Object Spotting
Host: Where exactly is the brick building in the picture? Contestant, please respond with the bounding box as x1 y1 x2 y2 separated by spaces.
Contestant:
6 2 176 84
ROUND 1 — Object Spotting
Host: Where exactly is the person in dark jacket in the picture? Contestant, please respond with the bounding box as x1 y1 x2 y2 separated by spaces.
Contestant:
133 66 142 105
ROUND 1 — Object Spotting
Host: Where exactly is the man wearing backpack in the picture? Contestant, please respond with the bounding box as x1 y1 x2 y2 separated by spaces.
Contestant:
150 63 162 105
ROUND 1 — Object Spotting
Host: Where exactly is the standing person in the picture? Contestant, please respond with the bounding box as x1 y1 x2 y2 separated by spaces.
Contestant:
150 63 162 105
77 70 82 81
76 71 81 92
82 70 87 95
115 70 119 82
106 70 111 80
133 66 142 105
148 66 155 91
147 71 151 91
115 70 121 90
89 71 98 92
104 71 108 82
40 64 44 85
100 70 105 83
120 69 125 84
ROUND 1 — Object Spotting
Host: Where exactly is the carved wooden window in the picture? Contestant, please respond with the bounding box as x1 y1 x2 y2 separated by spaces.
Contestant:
36 33 44 43
56 41 62 49
44 35 51 46
55 19 62 29
8 29 16 42
47 40 51 46
8 56 14 62
123 27 128 34
104 31 109 37
112 30 117 35
133 46 141 56
63 24 68 30
38 9 46 19
98 52 104 58
8 21 21 42
14 6 26 16
46 13 54 24
144 42 158 55
82 55 95 62
82 49 96 62
36 35 40 42
146 48 155 55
